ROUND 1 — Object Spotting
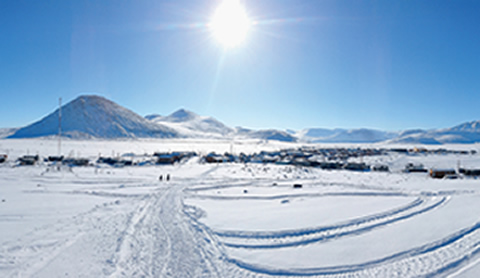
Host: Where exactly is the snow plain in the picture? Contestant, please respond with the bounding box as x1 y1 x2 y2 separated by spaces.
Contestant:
1 138 480 277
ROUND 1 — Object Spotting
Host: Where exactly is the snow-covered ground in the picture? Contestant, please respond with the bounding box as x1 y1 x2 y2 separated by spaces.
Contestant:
1 138 480 277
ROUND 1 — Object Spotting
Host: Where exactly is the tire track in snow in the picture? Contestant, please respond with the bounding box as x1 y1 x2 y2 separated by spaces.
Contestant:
223 221 480 277
218 197 447 249
186 191 410 201
216 197 426 239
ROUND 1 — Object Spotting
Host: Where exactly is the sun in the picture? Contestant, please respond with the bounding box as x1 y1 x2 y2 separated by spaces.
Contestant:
209 0 251 48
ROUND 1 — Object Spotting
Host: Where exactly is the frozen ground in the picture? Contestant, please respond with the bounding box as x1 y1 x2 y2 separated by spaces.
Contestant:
1 139 480 277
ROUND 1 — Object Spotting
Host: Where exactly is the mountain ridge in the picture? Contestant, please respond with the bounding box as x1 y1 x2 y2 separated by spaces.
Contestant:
3 95 480 144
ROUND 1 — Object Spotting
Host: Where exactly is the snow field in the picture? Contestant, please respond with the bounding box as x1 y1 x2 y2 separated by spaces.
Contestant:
0 139 480 277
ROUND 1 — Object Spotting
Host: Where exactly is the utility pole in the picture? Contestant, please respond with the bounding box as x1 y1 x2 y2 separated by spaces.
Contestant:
58 97 62 156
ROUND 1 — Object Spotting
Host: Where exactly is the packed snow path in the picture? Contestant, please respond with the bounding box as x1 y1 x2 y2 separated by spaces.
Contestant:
0 178 223 278
1 163 480 277
108 184 222 278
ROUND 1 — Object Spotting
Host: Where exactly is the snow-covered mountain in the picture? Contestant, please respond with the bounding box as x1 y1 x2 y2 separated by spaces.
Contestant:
296 128 398 143
4 95 480 144
234 127 297 142
0 128 18 138
8 95 178 139
146 109 234 138
295 123 480 145
388 121 480 144
449 120 480 133
146 109 297 142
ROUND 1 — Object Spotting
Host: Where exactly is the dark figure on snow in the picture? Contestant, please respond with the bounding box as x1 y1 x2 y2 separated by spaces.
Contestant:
166 174 170 181
159 175 163 181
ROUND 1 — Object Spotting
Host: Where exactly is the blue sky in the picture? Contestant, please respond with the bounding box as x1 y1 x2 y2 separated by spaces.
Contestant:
1 0 479 131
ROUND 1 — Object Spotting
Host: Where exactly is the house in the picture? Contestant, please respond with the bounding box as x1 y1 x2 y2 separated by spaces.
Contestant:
48 155 64 162
372 165 389 172
18 155 39 166
204 153 226 163
154 152 196 165
344 162 370 172
413 147 428 153
430 168 456 179
319 162 344 170
97 157 119 165
459 168 480 176
97 157 132 166
404 163 428 173
63 158 89 166
154 152 183 164
156 153 181 165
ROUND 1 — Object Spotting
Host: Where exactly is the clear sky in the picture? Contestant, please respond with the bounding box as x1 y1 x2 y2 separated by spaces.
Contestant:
1 0 479 131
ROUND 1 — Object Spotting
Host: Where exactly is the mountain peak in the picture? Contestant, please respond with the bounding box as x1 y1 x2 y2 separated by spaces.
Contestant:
72 95 113 106
76 94 107 101
450 120 480 132
9 95 177 139
165 108 198 122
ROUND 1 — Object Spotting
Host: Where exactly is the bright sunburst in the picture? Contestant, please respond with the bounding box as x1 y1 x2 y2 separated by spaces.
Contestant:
209 0 251 48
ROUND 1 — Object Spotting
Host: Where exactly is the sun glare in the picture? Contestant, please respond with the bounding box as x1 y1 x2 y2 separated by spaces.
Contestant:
209 0 251 48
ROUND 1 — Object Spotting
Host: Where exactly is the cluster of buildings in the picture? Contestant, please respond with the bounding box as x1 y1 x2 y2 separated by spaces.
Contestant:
1 147 478 179
391 147 476 155
203 147 385 166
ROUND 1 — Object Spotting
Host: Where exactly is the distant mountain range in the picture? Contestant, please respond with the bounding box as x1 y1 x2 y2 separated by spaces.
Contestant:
4 95 480 144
